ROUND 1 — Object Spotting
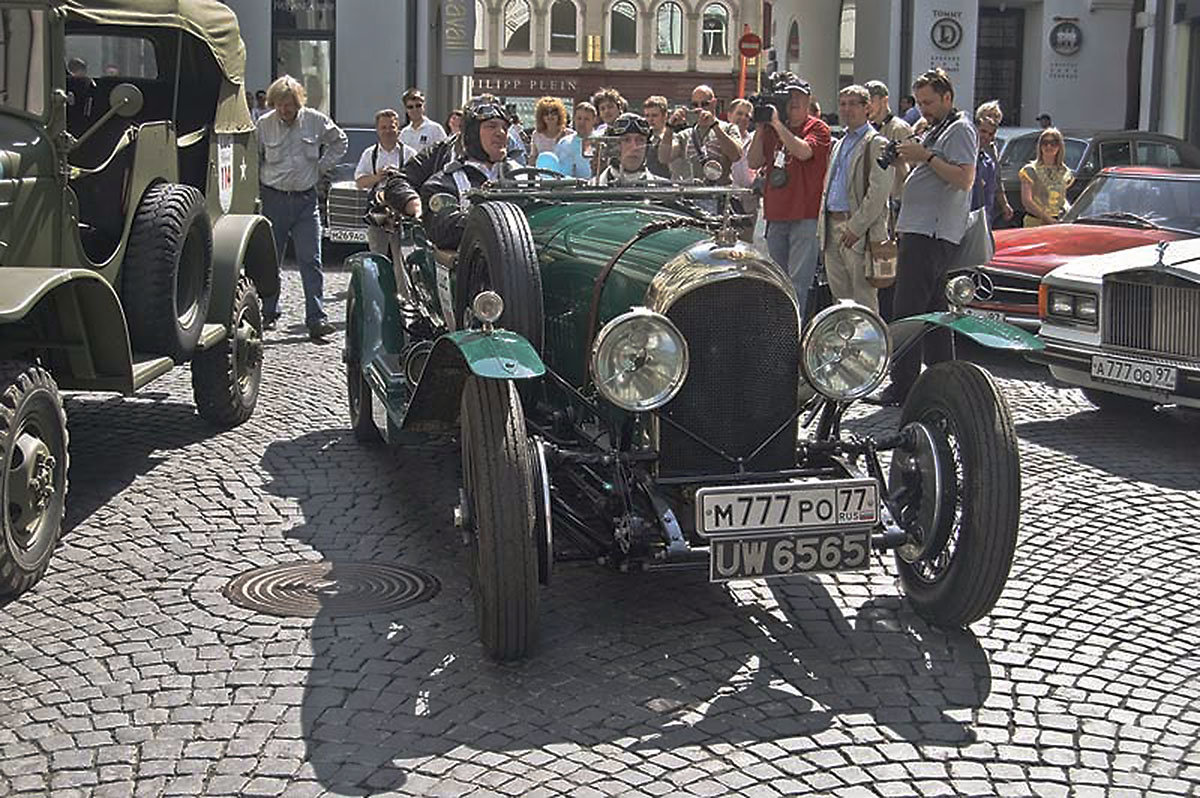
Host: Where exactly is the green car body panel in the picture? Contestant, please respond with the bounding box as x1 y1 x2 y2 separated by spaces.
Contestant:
892 312 1046 353
0 0 273 395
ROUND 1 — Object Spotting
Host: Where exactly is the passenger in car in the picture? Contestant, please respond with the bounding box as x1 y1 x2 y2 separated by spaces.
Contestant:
420 97 522 250
592 113 670 187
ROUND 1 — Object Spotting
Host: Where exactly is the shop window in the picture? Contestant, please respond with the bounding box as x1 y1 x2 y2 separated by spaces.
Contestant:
702 4 727 56
475 0 486 50
656 2 684 55
273 0 335 117
610 1 637 54
550 0 577 52
273 0 336 31
504 0 531 51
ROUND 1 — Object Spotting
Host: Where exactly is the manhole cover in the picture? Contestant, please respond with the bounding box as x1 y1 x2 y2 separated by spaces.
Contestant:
223 561 439 617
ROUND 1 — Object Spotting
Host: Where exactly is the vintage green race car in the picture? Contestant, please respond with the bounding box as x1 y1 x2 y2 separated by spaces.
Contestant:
344 174 1044 660
0 1 277 596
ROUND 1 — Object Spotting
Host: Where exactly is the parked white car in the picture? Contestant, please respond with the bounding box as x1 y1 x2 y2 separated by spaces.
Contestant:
1032 237 1200 410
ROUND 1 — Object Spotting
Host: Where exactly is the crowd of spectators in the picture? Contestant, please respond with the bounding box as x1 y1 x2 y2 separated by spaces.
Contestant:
251 69 1067 398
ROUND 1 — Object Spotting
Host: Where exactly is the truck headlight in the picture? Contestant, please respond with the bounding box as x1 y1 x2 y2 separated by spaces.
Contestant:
801 303 891 402
591 309 689 412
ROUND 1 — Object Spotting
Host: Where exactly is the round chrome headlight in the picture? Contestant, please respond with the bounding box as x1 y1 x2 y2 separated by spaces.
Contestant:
801 302 890 402
591 308 689 412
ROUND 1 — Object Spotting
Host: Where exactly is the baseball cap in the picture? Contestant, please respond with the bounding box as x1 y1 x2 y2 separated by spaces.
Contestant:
864 80 889 98
775 73 812 95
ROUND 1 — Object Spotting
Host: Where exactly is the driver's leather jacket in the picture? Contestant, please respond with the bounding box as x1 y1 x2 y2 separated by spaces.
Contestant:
420 158 520 250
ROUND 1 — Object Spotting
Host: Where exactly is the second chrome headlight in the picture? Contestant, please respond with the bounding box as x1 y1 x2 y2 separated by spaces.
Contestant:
591 308 689 411
801 302 890 401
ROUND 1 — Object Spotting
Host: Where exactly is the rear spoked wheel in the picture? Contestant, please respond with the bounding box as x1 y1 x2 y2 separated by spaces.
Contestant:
891 361 1020 626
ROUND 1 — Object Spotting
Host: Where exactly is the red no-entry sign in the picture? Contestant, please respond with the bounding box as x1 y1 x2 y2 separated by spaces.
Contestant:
738 32 762 59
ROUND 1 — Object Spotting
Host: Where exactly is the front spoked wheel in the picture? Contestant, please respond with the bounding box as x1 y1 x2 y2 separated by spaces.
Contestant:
460 376 538 660
892 361 1020 626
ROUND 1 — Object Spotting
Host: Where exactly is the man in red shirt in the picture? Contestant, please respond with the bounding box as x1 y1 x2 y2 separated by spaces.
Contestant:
747 74 832 316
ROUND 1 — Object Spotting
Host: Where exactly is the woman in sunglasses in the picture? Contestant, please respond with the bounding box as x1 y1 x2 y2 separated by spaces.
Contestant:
1019 127 1074 226
529 96 571 163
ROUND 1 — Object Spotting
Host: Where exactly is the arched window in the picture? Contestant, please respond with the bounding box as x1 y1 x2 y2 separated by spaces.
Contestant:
610 0 637 54
503 0 530 51
475 0 486 49
786 20 799 66
550 0 577 52
656 1 684 55
702 4 727 56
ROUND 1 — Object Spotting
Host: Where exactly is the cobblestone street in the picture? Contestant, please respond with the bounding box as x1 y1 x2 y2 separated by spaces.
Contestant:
2 266 1199 798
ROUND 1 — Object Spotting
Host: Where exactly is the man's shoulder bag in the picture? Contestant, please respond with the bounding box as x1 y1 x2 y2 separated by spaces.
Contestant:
861 134 897 289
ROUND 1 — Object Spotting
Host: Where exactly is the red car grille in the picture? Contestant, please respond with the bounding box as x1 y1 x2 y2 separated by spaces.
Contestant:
1103 273 1200 361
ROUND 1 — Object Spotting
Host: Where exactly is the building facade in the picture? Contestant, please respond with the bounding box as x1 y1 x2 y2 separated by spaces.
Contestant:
224 0 468 128
471 0 762 117
768 0 1197 142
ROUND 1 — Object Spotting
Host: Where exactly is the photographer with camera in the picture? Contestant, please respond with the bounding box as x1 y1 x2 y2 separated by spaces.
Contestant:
876 68 977 406
355 109 418 255
657 85 743 185
817 86 891 312
746 73 832 313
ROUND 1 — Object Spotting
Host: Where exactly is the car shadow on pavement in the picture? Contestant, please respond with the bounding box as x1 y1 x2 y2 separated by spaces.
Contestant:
62 394 218 532
1016 407 1200 489
258 428 992 796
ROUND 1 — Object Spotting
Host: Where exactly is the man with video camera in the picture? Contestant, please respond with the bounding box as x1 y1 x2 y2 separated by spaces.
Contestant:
876 68 977 406
746 73 831 314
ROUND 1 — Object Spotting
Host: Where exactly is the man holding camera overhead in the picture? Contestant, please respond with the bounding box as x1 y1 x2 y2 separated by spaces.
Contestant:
876 68 977 407
746 73 831 315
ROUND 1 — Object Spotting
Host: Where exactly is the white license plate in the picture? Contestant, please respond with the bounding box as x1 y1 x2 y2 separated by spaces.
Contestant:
1090 354 1177 391
710 529 871 582
327 227 367 243
695 478 878 536
965 307 1004 322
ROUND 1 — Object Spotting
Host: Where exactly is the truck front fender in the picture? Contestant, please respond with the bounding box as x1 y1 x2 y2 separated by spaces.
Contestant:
210 213 279 323
890 312 1045 356
0 267 133 391
403 329 545 431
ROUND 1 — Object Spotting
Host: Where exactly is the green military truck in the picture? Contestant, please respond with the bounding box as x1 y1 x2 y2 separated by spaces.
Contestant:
0 1 278 596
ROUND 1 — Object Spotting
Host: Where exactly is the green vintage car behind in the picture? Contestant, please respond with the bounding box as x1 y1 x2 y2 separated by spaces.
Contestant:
0 0 278 596
345 174 1044 661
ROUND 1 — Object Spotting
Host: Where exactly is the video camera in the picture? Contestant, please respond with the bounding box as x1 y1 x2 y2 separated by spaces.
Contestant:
748 72 809 124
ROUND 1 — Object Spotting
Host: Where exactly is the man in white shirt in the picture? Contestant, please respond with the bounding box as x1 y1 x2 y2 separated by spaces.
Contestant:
257 74 347 340
355 109 417 254
399 88 447 153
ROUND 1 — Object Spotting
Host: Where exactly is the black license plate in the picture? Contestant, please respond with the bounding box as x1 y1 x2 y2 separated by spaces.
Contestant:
709 529 871 582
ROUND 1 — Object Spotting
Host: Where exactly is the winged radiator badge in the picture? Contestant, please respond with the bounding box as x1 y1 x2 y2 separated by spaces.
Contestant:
1155 240 1169 268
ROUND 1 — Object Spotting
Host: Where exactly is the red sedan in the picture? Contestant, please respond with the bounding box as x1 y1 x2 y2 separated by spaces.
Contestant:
957 167 1200 329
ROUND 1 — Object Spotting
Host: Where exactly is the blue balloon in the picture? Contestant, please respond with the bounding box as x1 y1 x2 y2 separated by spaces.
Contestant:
535 151 562 173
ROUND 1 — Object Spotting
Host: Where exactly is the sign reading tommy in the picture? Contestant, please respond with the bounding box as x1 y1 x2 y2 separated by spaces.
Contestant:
910 0 978 112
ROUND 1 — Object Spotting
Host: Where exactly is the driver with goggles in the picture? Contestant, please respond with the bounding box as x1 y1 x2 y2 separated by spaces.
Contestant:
592 113 670 187
420 96 521 249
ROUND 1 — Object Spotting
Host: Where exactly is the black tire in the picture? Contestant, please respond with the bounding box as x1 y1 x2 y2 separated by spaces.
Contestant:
461 376 538 660
1081 387 1156 413
191 277 263 427
894 361 1020 626
122 182 214 362
345 288 380 443
455 202 543 352
0 362 68 597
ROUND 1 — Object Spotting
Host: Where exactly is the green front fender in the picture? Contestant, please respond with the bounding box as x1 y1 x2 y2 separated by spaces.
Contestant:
210 214 279 324
891 312 1045 353
403 329 545 431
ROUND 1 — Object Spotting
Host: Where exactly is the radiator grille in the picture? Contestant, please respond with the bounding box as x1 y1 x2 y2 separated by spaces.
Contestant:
659 278 799 475
1103 273 1200 361
327 185 368 229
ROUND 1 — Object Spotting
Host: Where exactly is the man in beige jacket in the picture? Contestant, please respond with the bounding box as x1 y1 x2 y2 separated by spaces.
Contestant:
817 85 892 311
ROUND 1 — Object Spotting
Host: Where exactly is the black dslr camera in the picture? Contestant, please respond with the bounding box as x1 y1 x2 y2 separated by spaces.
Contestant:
877 138 902 169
